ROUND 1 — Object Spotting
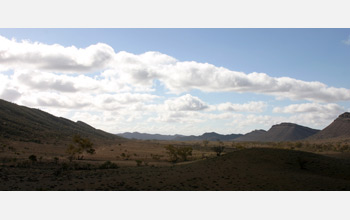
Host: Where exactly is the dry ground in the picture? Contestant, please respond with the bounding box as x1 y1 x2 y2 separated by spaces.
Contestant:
1 138 350 190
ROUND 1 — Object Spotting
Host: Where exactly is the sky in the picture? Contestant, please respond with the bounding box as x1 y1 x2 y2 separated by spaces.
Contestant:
0 28 350 135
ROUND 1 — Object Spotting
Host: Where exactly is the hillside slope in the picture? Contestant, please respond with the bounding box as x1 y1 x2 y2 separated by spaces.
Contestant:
236 123 319 142
0 99 119 143
308 112 350 141
235 129 267 142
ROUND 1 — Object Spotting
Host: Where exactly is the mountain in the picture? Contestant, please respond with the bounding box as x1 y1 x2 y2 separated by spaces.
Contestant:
235 129 267 142
308 112 350 141
0 99 119 143
236 123 319 142
117 132 183 140
118 131 242 141
261 123 319 142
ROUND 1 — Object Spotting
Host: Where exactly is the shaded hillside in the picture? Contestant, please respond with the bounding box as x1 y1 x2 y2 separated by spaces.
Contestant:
0 99 119 143
235 129 266 142
261 123 319 142
308 112 350 141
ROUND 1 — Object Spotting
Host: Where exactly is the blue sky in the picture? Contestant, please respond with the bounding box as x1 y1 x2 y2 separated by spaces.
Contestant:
0 29 349 135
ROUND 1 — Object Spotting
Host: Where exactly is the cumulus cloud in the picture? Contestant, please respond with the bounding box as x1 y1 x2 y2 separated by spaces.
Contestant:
0 36 115 73
217 101 267 112
0 73 20 101
107 51 350 103
1 35 350 102
164 94 209 111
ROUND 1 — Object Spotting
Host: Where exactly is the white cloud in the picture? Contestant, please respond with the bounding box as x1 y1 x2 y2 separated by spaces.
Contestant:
0 36 115 73
164 94 209 111
217 101 267 112
1 35 349 102
273 102 346 129
273 102 345 114
0 73 21 101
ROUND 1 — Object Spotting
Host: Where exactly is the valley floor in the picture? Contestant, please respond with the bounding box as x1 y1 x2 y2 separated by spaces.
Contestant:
1 148 350 190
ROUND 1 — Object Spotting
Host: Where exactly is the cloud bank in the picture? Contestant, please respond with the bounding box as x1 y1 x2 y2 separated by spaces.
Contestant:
1 35 350 103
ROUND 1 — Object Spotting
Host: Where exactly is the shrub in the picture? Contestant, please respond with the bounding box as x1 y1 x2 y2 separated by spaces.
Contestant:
99 161 118 169
297 157 307 170
295 142 303 148
28 155 37 163
53 157 59 164
212 146 225 156
151 154 161 161
202 140 209 147
135 160 142 166
121 153 130 160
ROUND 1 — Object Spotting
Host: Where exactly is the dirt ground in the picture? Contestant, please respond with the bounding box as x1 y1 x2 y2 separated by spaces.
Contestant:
1 138 350 190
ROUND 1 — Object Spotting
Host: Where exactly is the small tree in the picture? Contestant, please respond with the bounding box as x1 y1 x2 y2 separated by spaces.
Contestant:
212 146 225 156
66 134 95 161
177 147 193 161
164 145 178 162
164 145 193 162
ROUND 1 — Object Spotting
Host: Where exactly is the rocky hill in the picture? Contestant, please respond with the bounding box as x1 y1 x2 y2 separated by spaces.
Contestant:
236 123 319 142
308 112 350 141
0 99 119 143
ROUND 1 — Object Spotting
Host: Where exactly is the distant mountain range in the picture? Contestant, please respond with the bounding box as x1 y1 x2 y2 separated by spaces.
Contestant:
117 132 243 141
118 123 319 142
1 98 350 143
0 99 119 143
